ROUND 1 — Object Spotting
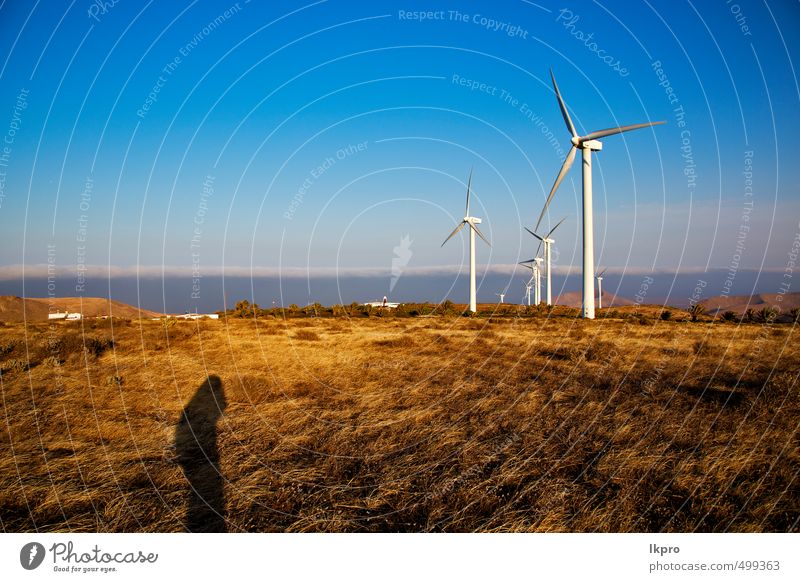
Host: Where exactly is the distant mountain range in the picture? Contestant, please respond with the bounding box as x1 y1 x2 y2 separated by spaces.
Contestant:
699 292 800 315
553 290 634 309
553 291 799 315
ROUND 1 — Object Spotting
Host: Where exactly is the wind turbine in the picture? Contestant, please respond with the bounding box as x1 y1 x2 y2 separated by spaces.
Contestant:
596 267 607 309
523 217 566 306
532 257 543 305
442 170 490 313
495 292 506 304
519 262 534 306
519 258 543 306
538 70 664 319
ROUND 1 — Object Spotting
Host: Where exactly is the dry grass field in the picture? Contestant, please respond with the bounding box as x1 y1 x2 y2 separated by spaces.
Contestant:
1 309 798 532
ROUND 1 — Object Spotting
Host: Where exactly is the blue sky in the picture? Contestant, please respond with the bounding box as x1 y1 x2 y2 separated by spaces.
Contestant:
0 0 798 307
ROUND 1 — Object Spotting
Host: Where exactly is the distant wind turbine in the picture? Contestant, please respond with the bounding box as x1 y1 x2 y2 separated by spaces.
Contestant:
442 170 490 313
523 217 566 306
596 267 607 309
532 257 543 305
495 292 506 304
538 70 664 319
519 262 534 306
519 258 542 306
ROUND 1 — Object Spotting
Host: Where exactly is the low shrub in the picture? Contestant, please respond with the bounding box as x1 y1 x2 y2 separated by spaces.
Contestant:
41 356 60 368
687 304 705 322
1 358 28 373
757 306 779 324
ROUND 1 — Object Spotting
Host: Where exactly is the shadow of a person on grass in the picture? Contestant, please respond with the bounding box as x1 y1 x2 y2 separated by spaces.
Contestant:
175 374 227 532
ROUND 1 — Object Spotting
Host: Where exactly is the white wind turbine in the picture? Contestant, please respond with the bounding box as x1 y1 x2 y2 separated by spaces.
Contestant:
596 267 607 309
495 292 506 304
518 257 543 306
538 70 664 319
442 170 490 313
519 262 534 306
523 217 566 306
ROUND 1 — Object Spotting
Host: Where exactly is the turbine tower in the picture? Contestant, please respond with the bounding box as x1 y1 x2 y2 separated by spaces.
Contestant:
538 70 664 319
596 267 607 309
524 217 565 307
442 170 490 313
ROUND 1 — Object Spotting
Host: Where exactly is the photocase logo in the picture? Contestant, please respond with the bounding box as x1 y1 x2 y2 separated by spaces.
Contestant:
390 234 413 292
20 542 46 570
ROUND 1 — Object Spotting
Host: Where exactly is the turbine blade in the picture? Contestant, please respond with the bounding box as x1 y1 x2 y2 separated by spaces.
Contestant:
546 216 567 239
465 169 473 217
550 70 577 137
598 267 608 277
470 223 491 246
581 121 665 142
523 226 544 242
536 145 576 231
441 221 466 246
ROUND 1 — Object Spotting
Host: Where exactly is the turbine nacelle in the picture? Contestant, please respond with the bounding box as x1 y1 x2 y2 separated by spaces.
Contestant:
571 136 604 150
574 138 602 151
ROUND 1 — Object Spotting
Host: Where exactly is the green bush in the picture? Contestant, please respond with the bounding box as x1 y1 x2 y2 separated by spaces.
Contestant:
757 306 779 324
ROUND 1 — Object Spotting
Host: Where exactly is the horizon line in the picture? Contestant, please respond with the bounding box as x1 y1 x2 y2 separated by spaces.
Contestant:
0 263 788 281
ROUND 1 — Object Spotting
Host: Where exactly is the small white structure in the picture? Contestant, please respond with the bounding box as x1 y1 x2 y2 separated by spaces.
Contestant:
363 301 400 309
173 313 220 320
49 311 82 321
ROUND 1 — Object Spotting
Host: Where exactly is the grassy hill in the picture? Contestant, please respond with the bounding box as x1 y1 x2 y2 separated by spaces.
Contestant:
0 312 797 532
0 296 162 322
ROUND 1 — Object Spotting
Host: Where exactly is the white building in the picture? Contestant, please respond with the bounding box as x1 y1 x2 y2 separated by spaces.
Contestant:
48 312 82 320
173 313 220 320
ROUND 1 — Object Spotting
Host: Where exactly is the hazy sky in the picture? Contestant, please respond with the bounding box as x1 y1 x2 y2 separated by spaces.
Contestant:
0 0 798 308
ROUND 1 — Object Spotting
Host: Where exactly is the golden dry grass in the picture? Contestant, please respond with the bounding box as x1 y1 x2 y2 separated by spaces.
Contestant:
0 313 798 532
